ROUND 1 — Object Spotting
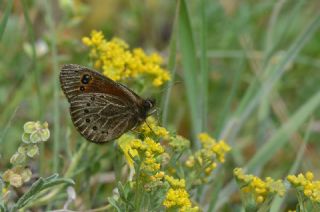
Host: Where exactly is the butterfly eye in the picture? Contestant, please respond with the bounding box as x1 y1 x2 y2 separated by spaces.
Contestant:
144 98 155 109
149 98 156 107
81 74 91 84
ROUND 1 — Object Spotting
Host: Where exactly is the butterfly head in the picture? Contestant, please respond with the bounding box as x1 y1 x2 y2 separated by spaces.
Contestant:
143 98 156 117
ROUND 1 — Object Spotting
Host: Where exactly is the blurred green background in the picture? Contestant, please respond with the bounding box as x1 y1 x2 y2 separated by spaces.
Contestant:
1 0 320 210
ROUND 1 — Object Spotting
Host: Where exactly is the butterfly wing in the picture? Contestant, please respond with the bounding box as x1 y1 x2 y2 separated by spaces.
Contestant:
69 93 139 143
60 64 144 143
60 64 143 104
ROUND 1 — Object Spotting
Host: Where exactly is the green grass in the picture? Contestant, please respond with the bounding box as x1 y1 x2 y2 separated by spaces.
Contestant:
178 0 202 144
0 0 13 40
1 0 320 211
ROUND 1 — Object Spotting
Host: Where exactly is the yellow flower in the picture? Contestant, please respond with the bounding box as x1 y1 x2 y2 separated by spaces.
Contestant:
205 162 217 175
212 140 231 163
119 134 164 181
82 30 170 87
144 137 164 154
185 133 231 184
137 116 169 139
117 134 141 167
306 171 314 180
163 185 199 211
163 188 191 208
197 133 231 163
234 168 285 205
198 133 213 143
151 171 165 182
169 135 190 152
256 195 264 203
165 175 186 188
287 171 320 203
185 156 195 168
266 177 286 196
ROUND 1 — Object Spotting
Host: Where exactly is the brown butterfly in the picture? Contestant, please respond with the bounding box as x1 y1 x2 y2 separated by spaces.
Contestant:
59 64 155 143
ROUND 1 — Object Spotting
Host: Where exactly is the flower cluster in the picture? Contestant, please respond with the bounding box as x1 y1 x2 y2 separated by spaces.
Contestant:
137 116 170 139
118 134 164 179
163 175 199 212
22 121 50 144
198 133 231 163
82 30 170 86
117 119 201 210
287 171 320 203
2 167 32 188
168 135 190 153
185 133 231 182
3 121 50 187
234 168 285 205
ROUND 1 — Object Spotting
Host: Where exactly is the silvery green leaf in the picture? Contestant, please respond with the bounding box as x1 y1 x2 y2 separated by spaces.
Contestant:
30 131 41 143
0 204 6 212
39 128 50 142
18 146 27 154
2 169 13 182
9 173 23 188
13 174 74 210
26 145 39 158
21 168 32 183
21 132 31 144
23 122 37 134
10 152 26 165
13 178 45 210
108 197 122 212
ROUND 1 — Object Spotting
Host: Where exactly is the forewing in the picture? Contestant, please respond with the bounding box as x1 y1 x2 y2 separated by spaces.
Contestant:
69 93 138 143
60 64 143 105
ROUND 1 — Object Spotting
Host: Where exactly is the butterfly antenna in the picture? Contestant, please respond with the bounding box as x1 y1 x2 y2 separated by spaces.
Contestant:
131 129 143 137
156 80 183 95
145 120 157 136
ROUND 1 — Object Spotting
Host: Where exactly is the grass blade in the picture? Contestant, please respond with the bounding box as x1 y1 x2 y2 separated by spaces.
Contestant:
161 0 179 127
214 90 320 210
214 13 320 210
223 12 320 143
245 91 320 172
0 0 13 40
43 1 60 172
270 119 313 211
200 0 208 130
178 0 201 144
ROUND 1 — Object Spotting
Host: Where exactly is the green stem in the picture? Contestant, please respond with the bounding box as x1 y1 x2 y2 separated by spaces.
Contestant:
23 142 89 208
200 0 208 131
134 168 142 210
0 0 13 40
161 0 179 127
43 1 60 173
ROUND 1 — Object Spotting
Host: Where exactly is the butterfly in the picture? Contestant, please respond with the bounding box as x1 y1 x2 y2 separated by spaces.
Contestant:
59 64 156 143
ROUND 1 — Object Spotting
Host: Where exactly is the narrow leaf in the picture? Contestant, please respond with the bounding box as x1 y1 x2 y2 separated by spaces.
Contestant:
178 0 201 144
14 178 45 209
0 0 14 40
